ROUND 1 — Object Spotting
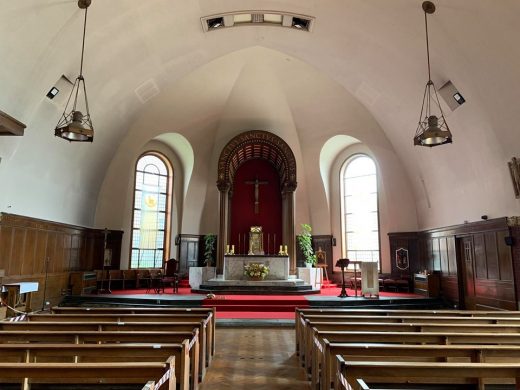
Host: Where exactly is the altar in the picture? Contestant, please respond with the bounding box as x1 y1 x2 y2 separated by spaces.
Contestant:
223 255 289 280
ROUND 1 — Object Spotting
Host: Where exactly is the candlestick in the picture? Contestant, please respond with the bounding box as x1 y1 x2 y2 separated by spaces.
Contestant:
267 234 270 255
231 244 235 254
238 235 241 255
226 244 230 254
284 245 288 255
274 234 276 255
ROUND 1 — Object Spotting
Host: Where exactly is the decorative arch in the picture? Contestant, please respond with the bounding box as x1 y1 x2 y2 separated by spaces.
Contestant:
216 130 298 273
217 130 297 191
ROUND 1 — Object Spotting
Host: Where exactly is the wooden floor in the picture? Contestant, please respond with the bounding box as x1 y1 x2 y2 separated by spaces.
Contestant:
200 327 311 390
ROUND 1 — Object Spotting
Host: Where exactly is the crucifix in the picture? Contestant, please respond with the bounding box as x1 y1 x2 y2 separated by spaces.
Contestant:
245 177 268 214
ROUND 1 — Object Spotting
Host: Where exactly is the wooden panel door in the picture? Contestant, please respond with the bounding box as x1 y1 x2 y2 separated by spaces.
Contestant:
459 236 476 309
178 235 200 277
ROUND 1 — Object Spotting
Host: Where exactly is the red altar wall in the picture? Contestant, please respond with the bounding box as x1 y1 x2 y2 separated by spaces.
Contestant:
230 159 282 255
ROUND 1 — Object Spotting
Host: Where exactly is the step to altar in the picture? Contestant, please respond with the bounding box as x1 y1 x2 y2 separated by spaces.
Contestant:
195 277 318 295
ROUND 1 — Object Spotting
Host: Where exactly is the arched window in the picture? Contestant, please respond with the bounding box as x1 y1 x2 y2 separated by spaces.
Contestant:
340 155 380 266
130 152 172 269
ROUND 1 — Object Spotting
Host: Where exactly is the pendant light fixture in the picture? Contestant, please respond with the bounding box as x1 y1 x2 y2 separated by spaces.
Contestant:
55 0 94 142
413 1 452 147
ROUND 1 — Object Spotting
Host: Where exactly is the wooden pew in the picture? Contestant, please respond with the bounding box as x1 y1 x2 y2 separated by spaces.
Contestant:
295 308 520 359
0 356 175 390
310 329 520 389
0 342 197 390
28 312 215 366
335 359 520 390
303 320 520 371
0 329 204 381
50 306 217 356
0 321 208 380
319 343 520 390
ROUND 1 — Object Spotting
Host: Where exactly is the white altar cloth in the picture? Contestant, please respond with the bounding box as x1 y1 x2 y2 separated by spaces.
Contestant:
224 255 289 280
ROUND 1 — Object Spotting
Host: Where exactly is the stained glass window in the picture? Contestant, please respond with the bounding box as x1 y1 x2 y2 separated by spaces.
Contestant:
130 153 171 269
341 155 380 267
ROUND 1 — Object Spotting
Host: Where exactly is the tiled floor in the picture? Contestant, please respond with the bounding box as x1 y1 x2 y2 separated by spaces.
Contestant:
199 327 311 390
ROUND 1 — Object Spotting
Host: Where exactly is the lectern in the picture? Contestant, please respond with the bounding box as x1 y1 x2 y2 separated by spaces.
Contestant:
335 258 350 298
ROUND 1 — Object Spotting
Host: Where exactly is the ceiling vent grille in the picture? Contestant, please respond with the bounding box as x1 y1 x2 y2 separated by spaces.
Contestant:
202 11 314 32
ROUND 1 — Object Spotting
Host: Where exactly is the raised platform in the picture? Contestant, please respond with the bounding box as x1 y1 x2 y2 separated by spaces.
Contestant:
195 275 317 294
60 292 445 311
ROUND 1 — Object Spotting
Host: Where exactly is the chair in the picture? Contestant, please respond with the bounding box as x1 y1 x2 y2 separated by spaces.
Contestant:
146 269 163 294
314 247 329 283
162 258 179 294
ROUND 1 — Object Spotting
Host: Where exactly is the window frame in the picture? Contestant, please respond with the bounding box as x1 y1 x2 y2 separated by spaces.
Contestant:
339 153 381 269
129 151 173 269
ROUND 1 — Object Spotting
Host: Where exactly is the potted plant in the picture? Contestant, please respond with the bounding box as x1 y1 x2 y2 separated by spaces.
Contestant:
297 223 316 267
203 234 217 266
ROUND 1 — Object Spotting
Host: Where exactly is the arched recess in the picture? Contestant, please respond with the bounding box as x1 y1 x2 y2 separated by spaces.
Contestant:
216 130 298 273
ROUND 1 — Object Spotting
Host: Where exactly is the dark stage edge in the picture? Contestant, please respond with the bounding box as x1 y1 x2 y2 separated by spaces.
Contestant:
193 286 320 295
60 294 445 310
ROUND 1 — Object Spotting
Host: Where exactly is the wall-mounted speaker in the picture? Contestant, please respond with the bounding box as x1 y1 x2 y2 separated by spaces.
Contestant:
505 236 515 246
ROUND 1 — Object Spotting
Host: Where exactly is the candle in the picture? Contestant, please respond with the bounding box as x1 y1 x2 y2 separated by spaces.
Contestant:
284 245 288 254
231 245 235 253
226 244 230 253
267 234 270 255
279 245 283 253
238 235 241 255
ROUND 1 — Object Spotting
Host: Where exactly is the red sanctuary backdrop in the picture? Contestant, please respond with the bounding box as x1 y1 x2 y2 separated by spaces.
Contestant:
230 159 282 255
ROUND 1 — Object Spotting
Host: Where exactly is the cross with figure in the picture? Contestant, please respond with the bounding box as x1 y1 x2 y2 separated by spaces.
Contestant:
245 177 268 214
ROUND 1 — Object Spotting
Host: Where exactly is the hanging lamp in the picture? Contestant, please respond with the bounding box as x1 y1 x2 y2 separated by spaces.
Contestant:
55 0 94 142
413 1 452 147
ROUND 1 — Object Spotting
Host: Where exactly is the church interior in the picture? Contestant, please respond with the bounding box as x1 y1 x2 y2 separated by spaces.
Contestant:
1 0 520 389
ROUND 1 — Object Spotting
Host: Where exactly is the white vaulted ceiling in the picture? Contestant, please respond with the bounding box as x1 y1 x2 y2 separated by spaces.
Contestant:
0 0 519 231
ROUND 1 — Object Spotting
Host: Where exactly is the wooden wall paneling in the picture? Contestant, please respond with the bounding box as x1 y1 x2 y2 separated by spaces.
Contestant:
46 232 58 274
34 230 48 275
0 213 123 318
497 230 514 281
439 237 448 274
21 229 36 276
10 228 26 275
432 238 441 271
447 236 457 276
427 238 434 271
0 226 12 273
440 275 459 304
390 217 517 310
485 232 499 280
473 233 487 280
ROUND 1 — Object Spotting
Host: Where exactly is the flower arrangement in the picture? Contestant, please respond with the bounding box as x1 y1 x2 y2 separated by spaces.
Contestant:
244 263 269 280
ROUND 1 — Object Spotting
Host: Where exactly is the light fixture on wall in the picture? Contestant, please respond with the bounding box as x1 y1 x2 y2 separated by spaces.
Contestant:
54 0 94 142
413 1 452 147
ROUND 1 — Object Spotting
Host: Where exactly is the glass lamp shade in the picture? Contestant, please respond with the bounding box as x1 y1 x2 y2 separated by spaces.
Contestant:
55 110 94 142
414 115 452 147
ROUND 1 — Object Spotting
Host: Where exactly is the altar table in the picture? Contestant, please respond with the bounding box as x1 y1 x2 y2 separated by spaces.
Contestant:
223 255 289 280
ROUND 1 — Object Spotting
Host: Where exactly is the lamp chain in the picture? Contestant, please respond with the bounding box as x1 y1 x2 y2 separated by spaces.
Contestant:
424 10 431 82
79 7 88 77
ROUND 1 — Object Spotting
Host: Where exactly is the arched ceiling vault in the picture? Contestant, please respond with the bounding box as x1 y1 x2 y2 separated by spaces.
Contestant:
1 0 519 228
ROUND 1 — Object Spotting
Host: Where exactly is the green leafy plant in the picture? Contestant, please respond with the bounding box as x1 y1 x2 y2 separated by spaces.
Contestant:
297 223 316 265
203 234 217 266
